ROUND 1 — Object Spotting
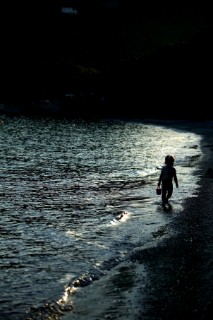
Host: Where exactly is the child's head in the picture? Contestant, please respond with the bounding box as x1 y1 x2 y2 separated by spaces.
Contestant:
165 155 175 165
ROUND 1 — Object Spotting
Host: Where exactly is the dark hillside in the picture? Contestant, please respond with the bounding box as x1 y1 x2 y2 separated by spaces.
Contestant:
0 2 212 119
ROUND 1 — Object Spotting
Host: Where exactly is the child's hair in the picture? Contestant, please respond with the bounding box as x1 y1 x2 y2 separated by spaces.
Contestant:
165 155 175 164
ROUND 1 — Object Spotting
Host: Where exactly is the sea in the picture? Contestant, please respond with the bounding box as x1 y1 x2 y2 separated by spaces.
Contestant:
0 115 207 320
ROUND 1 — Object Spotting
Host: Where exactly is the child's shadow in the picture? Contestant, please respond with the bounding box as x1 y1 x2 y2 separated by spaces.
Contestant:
162 203 173 212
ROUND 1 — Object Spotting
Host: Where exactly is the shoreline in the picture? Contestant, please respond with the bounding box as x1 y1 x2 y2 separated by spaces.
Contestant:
1 117 212 320
61 121 213 320
134 123 213 320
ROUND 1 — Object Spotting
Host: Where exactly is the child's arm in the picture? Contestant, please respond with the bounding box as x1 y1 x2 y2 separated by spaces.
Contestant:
157 171 162 187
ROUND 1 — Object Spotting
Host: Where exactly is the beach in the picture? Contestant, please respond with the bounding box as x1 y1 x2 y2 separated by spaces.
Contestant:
0 118 212 320
109 123 213 320
61 121 213 320
136 127 213 320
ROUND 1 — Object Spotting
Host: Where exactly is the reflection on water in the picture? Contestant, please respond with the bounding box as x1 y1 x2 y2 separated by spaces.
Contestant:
0 116 203 319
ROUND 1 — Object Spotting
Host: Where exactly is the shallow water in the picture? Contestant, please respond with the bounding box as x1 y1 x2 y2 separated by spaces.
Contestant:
0 116 204 319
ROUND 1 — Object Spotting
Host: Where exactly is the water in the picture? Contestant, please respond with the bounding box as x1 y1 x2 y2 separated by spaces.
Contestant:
0 116 204 320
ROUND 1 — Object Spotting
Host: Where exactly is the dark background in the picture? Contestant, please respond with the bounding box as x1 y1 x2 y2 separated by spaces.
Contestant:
0 1 212 119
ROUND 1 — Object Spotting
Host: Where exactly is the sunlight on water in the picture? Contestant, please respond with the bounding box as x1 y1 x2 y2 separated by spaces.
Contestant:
0 116 205 320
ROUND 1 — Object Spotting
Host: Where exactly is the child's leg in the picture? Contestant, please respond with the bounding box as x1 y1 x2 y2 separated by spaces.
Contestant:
167 184 173 201
162 187 167 205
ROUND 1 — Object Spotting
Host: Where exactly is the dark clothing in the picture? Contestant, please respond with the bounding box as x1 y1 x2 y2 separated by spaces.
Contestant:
158 164 178 205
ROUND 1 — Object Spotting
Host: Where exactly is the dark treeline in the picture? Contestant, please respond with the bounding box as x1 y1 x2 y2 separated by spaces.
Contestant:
0 2 212 119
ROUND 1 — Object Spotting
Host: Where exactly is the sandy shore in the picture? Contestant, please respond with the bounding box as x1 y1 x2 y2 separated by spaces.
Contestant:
134 122 213 320
61 121 213 320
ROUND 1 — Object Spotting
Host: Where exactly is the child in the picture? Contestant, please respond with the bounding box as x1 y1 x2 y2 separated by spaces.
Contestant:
157 155 179 206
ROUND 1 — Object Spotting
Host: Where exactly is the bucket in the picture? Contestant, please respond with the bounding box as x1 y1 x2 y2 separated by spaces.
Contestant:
156 187 162 195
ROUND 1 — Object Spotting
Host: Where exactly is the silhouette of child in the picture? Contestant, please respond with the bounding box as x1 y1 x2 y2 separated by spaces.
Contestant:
157 155 178 206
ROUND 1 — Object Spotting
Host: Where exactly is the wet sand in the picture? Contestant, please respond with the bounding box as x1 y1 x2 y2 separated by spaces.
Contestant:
134 123 213 320
61 122 213 320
